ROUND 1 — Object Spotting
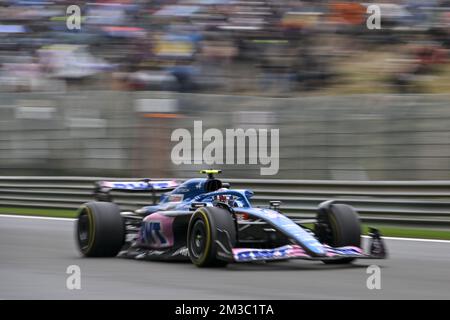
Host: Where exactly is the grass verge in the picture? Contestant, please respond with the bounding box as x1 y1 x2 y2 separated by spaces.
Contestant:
0 207 77 218
361 225 450 241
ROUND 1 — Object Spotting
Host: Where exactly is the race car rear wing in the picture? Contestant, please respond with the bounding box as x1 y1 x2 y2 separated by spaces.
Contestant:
93 179 179 203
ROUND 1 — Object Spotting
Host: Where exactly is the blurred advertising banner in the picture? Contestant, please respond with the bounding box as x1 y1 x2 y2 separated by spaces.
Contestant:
0 91 449 180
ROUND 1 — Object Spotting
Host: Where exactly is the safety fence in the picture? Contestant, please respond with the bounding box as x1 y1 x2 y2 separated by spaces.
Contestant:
0 92 449 180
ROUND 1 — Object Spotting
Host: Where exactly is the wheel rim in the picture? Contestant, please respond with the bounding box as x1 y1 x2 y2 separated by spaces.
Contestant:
190 219 206 259
315 223 331 245
77 210 90 251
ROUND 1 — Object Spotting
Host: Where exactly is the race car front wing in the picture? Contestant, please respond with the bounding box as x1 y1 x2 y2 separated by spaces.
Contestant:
232 228 388 263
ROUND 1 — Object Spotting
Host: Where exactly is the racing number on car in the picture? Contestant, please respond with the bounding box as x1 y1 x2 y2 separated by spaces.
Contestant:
143 221 168 246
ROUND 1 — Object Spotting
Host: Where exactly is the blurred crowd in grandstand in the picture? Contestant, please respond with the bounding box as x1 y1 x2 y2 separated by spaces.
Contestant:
0 0 449 95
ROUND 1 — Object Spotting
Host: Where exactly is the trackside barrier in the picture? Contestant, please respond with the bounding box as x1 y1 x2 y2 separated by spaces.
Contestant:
0 176 449 227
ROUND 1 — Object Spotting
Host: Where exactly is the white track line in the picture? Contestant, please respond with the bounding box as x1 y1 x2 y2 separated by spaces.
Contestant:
1 214 450 244
362 235 450 243
0 214 75 222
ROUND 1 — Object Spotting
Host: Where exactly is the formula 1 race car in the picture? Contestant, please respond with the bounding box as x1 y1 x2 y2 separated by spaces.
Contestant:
75 170 387 267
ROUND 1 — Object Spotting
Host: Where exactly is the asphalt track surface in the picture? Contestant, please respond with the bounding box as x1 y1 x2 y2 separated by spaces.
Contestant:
1 215 449 299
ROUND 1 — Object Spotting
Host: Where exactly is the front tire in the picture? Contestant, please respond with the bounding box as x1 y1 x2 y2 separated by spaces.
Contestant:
187 206 237 268
76 201 125 257
315 204 361 264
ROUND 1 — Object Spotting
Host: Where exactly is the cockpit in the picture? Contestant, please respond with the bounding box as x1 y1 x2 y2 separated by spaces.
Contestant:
160 170 226 204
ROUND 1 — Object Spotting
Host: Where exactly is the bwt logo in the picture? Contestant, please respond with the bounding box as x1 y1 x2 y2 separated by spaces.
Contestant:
142 221 168 246
171 121 279 175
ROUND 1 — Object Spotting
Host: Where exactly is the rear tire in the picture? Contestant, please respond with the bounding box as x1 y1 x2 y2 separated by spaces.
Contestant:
76 201 125 257
187 206 237 268
315 204 361 264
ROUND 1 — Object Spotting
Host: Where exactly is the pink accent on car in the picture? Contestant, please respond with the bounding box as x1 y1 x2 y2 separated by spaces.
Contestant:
139 213 175 248
324 245 363 257
232 244 366 261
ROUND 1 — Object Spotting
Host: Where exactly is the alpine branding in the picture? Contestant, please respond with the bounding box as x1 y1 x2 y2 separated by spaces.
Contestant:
234 246 295 262
236 249 287 261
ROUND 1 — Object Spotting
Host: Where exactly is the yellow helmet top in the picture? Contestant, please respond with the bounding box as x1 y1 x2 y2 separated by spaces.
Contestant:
199 169 222 175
